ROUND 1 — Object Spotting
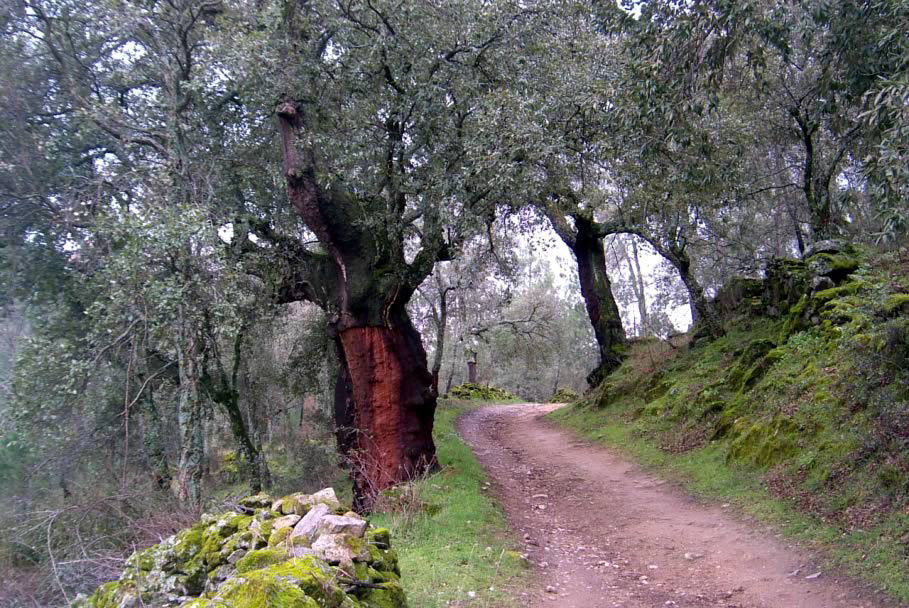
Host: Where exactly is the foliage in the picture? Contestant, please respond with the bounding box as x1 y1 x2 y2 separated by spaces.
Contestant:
447 384 517 403
549 388 580 404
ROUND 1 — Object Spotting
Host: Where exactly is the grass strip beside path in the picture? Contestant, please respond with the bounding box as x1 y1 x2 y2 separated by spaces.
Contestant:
370 400 528 608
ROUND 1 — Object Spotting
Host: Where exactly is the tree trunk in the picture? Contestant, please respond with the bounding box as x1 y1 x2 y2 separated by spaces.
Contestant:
334 317 437 512
623 229 724 342
278 102 439 510
467 359 477 384
629 238 649 334
219 393 267 494
444 367 455 395
140 384 171 490
175 314 203 508
430 289 448 396
572 219 626 386
675 254 724 341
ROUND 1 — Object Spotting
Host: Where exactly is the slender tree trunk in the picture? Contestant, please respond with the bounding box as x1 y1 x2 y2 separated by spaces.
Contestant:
248 403 272 491
430 290 448 396
444 366 455 395
629 238 649 334
219 394 266 494
175 313 203 508
140 383 171 490
625 230 724 341
572 219 626 386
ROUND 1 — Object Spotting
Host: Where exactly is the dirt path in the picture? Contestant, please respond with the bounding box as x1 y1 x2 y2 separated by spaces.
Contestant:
457 403 898 608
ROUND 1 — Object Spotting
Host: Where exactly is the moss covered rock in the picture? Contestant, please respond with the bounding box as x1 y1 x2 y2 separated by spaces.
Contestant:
72 489 407 608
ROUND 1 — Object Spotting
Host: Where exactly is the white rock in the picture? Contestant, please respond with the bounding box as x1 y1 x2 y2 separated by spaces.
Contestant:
317 514 368 537
288 545 316 558
290 503 331 546
310 487 342 509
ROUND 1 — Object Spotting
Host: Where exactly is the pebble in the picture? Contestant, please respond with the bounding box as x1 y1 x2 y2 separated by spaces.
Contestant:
545 586 557 593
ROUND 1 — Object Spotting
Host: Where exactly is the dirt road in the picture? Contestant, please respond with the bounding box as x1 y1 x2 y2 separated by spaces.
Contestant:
457 403 897 608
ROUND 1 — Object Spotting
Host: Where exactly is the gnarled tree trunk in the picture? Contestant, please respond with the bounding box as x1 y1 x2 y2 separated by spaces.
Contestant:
335 317 437 509
278 102 438 510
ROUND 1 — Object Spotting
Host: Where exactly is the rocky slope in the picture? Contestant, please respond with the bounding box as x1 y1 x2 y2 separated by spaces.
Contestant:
74 488 406 608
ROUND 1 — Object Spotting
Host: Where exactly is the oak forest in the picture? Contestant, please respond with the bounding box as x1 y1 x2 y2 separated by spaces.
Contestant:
0 0 907 607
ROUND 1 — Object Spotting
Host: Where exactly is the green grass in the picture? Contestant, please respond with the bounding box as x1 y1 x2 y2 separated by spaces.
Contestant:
370 400 528 608
549 384 909 603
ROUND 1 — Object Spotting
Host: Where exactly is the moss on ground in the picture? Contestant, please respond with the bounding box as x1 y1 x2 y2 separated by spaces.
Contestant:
549 388 580 403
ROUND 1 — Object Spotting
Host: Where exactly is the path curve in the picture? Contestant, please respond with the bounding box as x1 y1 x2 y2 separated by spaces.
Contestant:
457 403 897 608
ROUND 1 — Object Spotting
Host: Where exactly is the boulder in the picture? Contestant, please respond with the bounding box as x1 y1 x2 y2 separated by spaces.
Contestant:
803 238 851 258
272 513 302 530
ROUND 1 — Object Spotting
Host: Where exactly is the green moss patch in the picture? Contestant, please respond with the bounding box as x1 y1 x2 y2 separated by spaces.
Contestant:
447 383 518 401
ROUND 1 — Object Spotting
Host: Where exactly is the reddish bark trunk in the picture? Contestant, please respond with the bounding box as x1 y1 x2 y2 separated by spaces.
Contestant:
336 324 437 511
467 360 477 384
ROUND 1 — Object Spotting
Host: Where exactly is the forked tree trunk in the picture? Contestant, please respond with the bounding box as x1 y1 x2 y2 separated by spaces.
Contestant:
572 219 627 386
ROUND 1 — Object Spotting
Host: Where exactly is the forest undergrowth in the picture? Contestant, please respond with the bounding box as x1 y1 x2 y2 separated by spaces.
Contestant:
550 248 909 602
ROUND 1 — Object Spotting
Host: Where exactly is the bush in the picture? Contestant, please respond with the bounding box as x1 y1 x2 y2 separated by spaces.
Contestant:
549 388 580 403
447 383 517 402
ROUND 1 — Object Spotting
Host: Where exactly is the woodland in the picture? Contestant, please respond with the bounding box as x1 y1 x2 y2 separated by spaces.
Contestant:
0 0 907 606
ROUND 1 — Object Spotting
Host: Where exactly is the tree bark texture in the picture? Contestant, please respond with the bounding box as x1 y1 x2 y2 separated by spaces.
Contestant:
278 102 438 510
175 315 203 508
572 219 627 386
140 385 171 490
429 287 448 397
467 359 478 384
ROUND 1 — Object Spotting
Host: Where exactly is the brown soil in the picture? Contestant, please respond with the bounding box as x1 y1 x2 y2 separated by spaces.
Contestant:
457 403 900 608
